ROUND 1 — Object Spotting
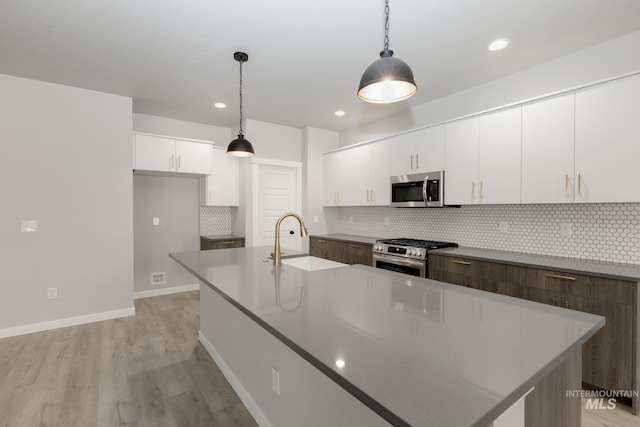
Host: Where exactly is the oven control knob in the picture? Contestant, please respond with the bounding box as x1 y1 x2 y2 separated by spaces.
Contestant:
408 248 415 256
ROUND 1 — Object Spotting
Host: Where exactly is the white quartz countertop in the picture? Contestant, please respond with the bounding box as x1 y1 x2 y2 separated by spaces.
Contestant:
170 246 604 427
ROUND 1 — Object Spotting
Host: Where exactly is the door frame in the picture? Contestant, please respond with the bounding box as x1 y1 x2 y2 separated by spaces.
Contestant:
249 157 302 248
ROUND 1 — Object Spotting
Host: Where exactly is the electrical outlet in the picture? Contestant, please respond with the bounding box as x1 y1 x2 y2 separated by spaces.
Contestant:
560 223 573 237
271 367 280 395
349 216 354 224
313 216 319 224
153 217 160 226
150 272 166 285
384 217 390 226
21 220 38 232
499 221 509 234
211 216 218 225
47 288 57 300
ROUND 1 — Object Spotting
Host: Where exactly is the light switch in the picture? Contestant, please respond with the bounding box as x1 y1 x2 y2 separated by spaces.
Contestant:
21 220 38 232
313 216 319 224
153 217 160 226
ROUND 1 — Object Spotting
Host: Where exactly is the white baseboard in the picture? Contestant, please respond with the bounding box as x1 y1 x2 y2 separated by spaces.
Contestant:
134 283 200 300
199 331 272 427
0 306 135 339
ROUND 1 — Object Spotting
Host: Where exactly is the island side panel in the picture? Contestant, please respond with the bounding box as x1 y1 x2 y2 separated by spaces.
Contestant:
198 284 392 427
525 348 581 427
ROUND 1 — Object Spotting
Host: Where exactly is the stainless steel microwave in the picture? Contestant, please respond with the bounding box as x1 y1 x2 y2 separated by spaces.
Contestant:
390 171 445 207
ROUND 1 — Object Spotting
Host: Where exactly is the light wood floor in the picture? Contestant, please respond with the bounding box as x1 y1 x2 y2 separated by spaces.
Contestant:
0 291 257 427
1 291 639 427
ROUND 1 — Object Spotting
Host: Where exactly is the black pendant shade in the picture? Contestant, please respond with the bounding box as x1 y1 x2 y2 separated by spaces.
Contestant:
227 51 255 157
358 49 417 103
226 133 255 157
358 0 417 104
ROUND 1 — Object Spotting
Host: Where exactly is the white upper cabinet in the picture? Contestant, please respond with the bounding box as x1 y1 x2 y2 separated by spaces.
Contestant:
575 73 640 203
521 93 575 204
415 125 445 173
478 106 522 204
134 133 212 175
174 139 212 174
444 117 479 205
134 134 176 172
390 126 444 176
202 147 238 206
352 140 391 206
445 107 521 205
323 149 353 206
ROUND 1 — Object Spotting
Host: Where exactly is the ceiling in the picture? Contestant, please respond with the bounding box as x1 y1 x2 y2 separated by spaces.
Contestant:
2 1 640 132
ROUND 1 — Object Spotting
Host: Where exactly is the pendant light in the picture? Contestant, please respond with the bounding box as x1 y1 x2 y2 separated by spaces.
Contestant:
358 0 417 103
227 51 255 157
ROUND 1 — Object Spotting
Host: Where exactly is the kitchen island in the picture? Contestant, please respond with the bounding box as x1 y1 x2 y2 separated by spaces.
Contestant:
170 246 604 427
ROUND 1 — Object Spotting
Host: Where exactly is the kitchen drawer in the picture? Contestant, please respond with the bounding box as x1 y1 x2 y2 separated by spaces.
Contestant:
200 237 245 250
506 265 634 305
429 255 505 292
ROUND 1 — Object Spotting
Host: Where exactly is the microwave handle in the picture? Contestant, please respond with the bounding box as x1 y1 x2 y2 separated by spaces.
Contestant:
423 177 428 203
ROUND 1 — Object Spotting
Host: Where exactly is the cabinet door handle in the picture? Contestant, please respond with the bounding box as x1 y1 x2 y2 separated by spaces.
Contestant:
453 260 471 266
170 155 174 170
472 182 476 200
348 244 360 249
480 180 484 200
208 190 212 205
545 273 576 281
337 192 340 204
410 155 414 170
577 173 582 197
371 190 374 202
367 190 371 202
565 175 570 198
416 154 420 169
221 241 237 245
177 155 181 170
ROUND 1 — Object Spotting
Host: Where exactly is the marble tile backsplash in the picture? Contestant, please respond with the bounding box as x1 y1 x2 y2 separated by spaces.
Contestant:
200 206 233 235
336 203 640 265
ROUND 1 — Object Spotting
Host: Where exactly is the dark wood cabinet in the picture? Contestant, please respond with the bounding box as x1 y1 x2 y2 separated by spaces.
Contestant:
428 255 506 293
309 236 372 266
431 254 638 412
200 236 245 250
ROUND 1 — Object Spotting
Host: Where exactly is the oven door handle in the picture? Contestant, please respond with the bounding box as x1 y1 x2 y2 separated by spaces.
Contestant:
373 253 425 268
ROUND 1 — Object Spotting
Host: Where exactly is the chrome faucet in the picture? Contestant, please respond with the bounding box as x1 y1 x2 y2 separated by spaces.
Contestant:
273 212 308 266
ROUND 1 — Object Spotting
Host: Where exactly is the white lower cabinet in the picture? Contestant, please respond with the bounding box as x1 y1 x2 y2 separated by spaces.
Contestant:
133 132 212 175
575 73 640 203
202 147 238 206
521 93 575 203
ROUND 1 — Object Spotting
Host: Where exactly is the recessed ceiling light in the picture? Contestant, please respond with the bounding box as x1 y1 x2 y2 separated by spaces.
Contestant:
214 102 226 109
335 359 345 368
488 39 509 51
334 110 346 117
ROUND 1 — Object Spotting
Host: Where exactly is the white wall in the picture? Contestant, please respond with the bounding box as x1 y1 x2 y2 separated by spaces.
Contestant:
133 175 200 294
245 119 302 162
301 127 339 237
340 30 640 146
133 113 231 143
0 74 134 334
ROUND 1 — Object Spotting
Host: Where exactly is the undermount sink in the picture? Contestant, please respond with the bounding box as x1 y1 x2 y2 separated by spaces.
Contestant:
281 256 347 271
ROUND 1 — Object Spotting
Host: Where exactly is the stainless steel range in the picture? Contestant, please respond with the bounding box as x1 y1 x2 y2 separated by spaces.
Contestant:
372 238 458 278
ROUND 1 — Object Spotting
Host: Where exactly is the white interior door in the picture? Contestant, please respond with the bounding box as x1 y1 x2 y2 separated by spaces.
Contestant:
258 164 301 251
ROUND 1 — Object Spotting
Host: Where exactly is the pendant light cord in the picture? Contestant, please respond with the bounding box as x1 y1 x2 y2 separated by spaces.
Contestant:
238 58 244 135
383 0 390 50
